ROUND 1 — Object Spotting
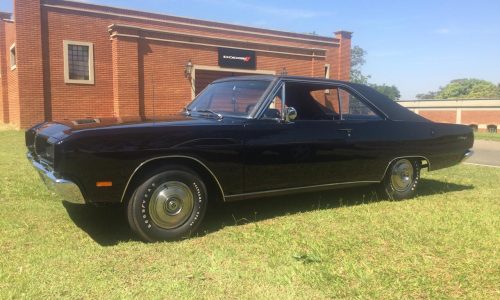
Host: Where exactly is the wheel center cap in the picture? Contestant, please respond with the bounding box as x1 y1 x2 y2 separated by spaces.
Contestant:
164 197 182 215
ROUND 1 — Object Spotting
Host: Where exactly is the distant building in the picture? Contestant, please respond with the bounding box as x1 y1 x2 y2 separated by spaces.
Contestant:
0 0 352 128
397 99 500 133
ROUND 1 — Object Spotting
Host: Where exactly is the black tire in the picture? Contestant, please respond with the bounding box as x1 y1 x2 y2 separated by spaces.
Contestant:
126 167 208 242
380 158 420 200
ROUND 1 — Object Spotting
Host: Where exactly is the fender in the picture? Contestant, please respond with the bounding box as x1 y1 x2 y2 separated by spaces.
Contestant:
120 155 225 202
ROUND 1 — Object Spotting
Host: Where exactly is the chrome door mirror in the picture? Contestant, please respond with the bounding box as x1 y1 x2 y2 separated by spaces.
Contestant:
285 107 297 122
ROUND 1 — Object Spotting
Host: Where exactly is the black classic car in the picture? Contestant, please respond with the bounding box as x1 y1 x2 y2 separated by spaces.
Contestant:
26 76 474 242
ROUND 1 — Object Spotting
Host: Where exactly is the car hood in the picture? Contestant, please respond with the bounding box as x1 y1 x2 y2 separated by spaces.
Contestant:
28 114 236 141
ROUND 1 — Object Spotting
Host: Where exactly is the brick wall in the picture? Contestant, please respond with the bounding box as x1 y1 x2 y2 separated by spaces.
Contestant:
0 20 6 123
419 110 457 124
4 21 18 126
111 36 140 117
335 31 351 81
461 111 500 125
2 0 352 128
14 0 45 128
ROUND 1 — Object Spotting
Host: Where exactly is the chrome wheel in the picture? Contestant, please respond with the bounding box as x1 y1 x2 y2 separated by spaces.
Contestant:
149 181 194 229
390 159 414 192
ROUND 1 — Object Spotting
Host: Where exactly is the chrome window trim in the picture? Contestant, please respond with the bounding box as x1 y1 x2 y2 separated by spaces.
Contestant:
186 78 275 120
120 155 225 203
254 78 390 121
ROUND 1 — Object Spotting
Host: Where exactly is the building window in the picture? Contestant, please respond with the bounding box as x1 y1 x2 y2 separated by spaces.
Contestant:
10 43 16 70
63 40 94 84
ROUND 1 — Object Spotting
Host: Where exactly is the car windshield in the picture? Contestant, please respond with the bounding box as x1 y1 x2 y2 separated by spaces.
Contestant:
187 80 271 118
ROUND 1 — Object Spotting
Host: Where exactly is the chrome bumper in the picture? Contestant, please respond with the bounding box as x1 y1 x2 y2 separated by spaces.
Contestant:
27 153 86 204
461 149 474 162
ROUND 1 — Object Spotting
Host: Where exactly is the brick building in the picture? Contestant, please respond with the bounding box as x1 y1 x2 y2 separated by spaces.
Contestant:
397 99 500 132
0 0 352 128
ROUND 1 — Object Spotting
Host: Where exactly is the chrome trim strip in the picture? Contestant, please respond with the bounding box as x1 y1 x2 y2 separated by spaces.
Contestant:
380 156 431 181
120 155 226 203
225 180 379 201
254 79 390 120
27 153 86 204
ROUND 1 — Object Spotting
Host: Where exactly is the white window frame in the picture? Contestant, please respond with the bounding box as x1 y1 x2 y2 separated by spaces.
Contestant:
324 63 331 79
10 43 16 70
63 40 94 84
324 63 331 94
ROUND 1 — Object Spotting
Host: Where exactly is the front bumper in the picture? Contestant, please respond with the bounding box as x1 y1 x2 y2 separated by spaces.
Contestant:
27 153 86 204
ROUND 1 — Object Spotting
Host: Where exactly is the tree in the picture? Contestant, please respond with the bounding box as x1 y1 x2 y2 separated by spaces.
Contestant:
350 46 371 84
417 78 500 99
370 84 401 101
416 91 438 100
350 45 401 100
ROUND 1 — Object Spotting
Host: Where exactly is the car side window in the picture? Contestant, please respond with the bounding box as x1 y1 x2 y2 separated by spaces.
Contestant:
308 88 341 119
339 88 382 121
280 82 341 121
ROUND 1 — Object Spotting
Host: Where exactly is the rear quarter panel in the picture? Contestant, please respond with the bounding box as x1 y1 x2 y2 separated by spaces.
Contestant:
347 120 473 181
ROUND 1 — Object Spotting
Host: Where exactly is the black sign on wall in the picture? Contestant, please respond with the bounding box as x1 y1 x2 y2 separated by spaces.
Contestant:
218 48 256 70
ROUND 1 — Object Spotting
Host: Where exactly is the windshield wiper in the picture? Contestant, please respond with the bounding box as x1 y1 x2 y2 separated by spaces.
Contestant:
196 109 223 120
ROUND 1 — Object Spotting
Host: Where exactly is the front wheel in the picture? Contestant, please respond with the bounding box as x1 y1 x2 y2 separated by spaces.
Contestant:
380 158 420 200
127 168 208 242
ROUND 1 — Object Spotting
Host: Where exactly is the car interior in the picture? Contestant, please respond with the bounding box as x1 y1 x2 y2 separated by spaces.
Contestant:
263 82 381 121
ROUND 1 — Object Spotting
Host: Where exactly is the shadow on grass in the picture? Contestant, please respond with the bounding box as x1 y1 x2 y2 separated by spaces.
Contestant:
63 178 473 246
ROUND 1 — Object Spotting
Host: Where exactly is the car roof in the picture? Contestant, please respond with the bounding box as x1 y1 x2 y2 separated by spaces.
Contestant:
212 75 428 122
213 75 348 84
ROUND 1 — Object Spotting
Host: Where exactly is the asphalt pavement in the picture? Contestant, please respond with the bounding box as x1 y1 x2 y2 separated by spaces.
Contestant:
466 140 500 167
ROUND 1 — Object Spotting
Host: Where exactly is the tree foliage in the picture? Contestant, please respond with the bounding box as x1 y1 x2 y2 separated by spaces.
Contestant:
350 46 400 100
370 84 401 101
350 46 371 84
416 79 500 99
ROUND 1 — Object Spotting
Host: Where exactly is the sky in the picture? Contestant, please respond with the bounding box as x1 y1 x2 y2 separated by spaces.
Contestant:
1 0 499 99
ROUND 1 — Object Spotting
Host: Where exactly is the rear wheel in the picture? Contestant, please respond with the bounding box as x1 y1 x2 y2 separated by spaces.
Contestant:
380 158 420 200
127 168 208 242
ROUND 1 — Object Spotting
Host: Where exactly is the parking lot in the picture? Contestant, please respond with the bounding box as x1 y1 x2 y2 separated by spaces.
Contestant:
467 139 500 167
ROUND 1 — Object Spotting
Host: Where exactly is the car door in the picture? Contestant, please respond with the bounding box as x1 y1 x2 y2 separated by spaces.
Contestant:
335 87 393 182
242 81 358 194
243 119 352 193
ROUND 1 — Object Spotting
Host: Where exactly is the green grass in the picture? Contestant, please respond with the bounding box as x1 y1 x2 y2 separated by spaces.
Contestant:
1 129 499 299
475 131 500 142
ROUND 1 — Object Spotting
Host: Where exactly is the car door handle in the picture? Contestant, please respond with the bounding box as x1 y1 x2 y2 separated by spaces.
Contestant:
337 128 352 137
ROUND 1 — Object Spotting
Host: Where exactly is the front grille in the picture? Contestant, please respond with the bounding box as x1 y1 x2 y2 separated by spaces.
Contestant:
33 134 54 165
25 129 36 154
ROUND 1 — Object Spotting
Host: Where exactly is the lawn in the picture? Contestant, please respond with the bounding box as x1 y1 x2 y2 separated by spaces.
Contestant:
475 131 500 142
0 128 499 299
